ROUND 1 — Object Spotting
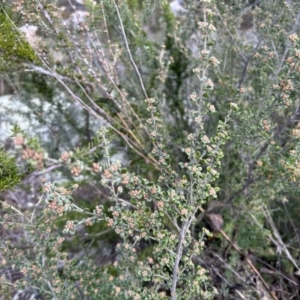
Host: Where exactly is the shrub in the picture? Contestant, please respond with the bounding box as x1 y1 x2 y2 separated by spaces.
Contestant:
1 0 300 299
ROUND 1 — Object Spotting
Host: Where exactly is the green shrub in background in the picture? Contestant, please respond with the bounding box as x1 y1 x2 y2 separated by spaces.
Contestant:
1 0 300 299
0 149 21 192
0 7 38 73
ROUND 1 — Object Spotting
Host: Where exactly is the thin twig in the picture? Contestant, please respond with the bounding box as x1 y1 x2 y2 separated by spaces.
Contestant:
261 208 300 271
112 0 148 99
219 228 278 300
274 8 300 78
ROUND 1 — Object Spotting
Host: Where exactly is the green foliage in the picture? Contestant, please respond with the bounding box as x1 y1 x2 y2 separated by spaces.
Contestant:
0 10 37 70
0 148 21 191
